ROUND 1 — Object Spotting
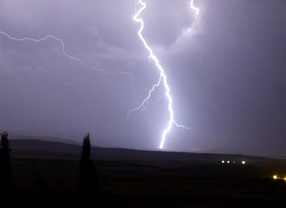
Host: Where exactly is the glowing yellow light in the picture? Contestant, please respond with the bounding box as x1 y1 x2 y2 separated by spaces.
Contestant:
221 160 225 163
233 161 235 164
273 175 278 180
227 161 230 163
242 161 246 164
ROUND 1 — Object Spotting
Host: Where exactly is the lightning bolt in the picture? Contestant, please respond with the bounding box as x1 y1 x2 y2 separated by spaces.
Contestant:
0 1 200 150
0 34 81 91
0 31 137 99
132 0 195 150
191 0 199 16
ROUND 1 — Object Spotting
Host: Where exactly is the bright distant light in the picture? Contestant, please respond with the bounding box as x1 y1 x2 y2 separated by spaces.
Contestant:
273 175 278 180
227 161 230 164
221 160 225 163
233 161 235 164
242 161 246 164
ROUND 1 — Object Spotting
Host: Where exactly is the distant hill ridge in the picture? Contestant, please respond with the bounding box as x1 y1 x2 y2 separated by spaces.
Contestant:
9 139 286 166
10 139 81 154
7 133 81 145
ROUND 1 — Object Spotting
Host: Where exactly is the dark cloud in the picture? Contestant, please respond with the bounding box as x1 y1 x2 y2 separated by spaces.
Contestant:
0 0 286 158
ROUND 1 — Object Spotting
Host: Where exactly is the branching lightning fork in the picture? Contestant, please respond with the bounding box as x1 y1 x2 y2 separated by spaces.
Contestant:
132 0 194 150
0 1 200 150
0 31 136 96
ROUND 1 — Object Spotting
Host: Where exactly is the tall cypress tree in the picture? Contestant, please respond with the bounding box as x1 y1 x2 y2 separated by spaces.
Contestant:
0 131 12 203
76 133 100 207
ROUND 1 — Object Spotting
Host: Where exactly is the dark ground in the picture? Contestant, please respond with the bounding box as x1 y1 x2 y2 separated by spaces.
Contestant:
7 140 286 207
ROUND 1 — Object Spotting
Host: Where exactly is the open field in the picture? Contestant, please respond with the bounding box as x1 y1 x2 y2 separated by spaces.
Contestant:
7 140 286 207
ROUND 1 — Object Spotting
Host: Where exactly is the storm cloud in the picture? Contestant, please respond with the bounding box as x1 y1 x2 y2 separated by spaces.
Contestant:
0 0 286 158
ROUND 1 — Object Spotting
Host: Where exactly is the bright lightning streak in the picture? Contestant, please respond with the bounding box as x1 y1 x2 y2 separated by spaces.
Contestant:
191 0 199 15
132 0 191 150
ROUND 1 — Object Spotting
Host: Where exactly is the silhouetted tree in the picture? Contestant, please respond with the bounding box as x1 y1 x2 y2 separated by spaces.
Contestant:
0 131 12 203
76 133 100 207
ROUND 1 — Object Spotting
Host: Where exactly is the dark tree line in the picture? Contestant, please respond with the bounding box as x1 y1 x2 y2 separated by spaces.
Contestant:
0 131 101 207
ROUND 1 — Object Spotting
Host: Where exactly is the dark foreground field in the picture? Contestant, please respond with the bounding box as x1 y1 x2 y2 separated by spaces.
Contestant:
8 140 286 207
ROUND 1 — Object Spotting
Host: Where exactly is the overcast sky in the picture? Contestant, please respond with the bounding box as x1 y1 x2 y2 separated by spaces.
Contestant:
0 0 285 159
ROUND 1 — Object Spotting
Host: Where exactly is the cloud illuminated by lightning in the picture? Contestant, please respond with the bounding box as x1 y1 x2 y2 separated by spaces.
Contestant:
0 31 136 97
0 1 200 149
20 67 82 92
131 0 193 150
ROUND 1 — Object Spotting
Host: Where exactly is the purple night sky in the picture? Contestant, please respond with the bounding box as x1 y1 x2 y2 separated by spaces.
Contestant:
0 0 286 158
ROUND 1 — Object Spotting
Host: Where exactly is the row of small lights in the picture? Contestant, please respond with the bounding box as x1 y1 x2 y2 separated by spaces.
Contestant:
221 160 246 164
273 175 286 181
